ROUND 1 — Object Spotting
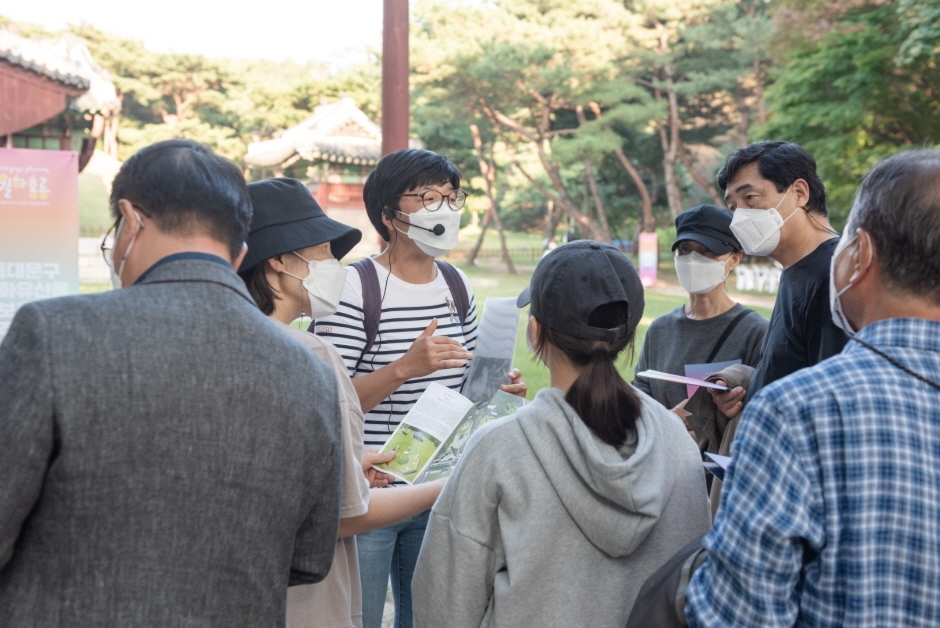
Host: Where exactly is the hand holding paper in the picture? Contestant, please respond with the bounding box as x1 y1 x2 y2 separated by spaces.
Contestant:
635 370 731 391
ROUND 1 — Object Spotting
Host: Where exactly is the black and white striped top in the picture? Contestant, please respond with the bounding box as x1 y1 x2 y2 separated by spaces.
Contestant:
314 258 478 451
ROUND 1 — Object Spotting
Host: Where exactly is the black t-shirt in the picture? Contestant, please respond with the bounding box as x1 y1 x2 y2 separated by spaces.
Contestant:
748 238 849 400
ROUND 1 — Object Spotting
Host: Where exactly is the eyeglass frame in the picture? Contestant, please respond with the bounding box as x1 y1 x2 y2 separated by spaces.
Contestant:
100 204 150 266
396 189 467 212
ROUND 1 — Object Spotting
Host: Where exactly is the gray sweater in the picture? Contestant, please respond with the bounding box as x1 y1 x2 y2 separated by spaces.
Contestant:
633 303 767 411
412 387 711 628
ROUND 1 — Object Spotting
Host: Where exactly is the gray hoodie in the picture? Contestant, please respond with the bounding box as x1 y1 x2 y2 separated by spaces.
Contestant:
412 387 711 628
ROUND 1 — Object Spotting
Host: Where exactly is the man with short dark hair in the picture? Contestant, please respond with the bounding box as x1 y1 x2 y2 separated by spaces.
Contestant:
685 149 940 626
0 140 343 626
710 140 847 417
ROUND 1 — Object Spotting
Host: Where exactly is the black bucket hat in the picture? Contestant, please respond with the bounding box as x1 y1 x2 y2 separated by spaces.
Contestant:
517 240 644 343
671 204 742 255
240 178 362 271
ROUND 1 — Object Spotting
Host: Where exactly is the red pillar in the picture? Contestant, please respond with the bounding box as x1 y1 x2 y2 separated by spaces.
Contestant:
382 0 409 157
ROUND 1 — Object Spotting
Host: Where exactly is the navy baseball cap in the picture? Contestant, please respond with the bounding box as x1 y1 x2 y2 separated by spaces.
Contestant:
241 178 362 270
672 204 742 255
516 240 644 343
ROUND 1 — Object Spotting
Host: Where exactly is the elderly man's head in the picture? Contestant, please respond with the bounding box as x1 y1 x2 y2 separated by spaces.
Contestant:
106 140 252 286
110 140 252 258
832 150 940 332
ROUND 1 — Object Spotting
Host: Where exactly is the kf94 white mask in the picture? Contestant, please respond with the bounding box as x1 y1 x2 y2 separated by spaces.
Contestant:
729 186 797 257
286 254 347 319
674 251 730 295
396 208 462 258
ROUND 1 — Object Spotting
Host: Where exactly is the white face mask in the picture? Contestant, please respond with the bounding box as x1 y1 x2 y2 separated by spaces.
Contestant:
396 207 461 257
829 232 866 337
674 251 730 295
104 210 144 290
285 253 347 319
729 185 796 257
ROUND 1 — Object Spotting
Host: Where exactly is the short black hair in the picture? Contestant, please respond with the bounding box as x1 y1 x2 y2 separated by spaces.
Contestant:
238 261 277 315
363 149 461 241
848 149 940 303
717 140 828 217
110 139 252 259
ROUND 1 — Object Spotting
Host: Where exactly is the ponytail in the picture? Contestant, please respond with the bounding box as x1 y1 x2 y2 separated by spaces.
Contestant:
534 302 642 447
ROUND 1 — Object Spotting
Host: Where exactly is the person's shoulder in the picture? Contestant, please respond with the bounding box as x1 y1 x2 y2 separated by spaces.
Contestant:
637 390 688 436
788 237 839 280
648 305 686 332
750 348 857 412
737 305 769 331
281 324 348 369
460 408 526 465
449 263 474 293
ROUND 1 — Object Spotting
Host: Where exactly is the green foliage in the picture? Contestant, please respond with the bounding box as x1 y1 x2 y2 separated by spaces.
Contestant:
5 2 927 238
760 3 940 227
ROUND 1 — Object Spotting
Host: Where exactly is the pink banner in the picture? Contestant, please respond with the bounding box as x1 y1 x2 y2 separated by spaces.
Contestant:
0 148 79 342
638 231 658 287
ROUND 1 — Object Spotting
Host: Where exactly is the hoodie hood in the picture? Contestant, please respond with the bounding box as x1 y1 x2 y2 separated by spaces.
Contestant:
517 387 683 558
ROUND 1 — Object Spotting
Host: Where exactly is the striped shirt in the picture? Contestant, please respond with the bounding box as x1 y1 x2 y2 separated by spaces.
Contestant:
314 258 478 451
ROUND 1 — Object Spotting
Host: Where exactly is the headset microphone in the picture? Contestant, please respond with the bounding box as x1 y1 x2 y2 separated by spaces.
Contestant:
391 214 445 236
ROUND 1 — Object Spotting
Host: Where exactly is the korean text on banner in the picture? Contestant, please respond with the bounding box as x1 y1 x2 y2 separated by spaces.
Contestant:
0 149 79 342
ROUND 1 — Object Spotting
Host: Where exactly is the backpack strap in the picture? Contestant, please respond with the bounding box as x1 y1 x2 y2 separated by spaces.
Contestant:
705 308 754 364
435 260 470 327
350 258 382 358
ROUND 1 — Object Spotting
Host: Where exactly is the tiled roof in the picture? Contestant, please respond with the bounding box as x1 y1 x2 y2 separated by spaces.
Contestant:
0 30 120 113
245 97 382 167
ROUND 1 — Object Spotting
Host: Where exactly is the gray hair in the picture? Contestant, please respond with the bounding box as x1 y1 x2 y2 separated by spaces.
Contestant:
847 149 940 303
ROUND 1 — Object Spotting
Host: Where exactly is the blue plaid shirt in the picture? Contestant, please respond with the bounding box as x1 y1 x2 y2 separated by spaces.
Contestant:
686 318 940 627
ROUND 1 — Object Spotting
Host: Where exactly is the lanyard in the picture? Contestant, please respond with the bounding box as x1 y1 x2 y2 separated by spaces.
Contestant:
850 336 940 392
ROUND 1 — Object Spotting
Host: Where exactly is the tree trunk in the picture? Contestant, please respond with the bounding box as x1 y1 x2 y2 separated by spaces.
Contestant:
657 77 683 218
480 99 606 241
469 124 515 273
575 105 611 242
677 140 724 206
753 58 767 126
467 206 492 266
736 81 751 145
542 199 560 251
614 147 656 232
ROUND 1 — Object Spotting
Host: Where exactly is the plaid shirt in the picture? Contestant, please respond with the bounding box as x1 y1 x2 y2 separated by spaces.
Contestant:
686 318 940 627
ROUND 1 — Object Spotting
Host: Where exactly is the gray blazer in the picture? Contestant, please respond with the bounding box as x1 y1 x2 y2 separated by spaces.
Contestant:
0 257 342 627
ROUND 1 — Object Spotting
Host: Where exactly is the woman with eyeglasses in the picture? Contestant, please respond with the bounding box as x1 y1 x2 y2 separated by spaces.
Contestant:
314 149 525 628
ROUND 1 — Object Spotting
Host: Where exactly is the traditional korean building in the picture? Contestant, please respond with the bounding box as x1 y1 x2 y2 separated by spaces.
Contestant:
246 97 417 255
0 29 120 171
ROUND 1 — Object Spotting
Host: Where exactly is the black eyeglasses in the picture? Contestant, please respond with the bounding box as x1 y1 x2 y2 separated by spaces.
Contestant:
100 204 149 266
397 189 467 211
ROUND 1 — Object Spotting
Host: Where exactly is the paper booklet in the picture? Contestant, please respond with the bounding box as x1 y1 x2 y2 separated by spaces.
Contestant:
635 370 730 391
373 382 526 484
461 297 521 403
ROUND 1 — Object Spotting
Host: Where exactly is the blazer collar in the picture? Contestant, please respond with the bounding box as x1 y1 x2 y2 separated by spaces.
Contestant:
134 256 256 306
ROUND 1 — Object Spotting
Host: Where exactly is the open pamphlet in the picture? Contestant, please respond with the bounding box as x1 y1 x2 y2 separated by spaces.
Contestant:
374 382 526 484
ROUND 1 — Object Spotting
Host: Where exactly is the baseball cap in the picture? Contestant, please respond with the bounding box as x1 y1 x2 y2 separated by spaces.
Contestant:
672 204 742 255
240 178 362 271
516 240 644 343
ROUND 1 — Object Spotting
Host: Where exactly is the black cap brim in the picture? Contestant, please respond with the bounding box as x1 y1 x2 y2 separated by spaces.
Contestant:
241 215 362 271
516 286 531 309
672 233 737 255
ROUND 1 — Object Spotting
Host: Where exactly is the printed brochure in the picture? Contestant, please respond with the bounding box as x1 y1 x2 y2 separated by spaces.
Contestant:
374 382 526 484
